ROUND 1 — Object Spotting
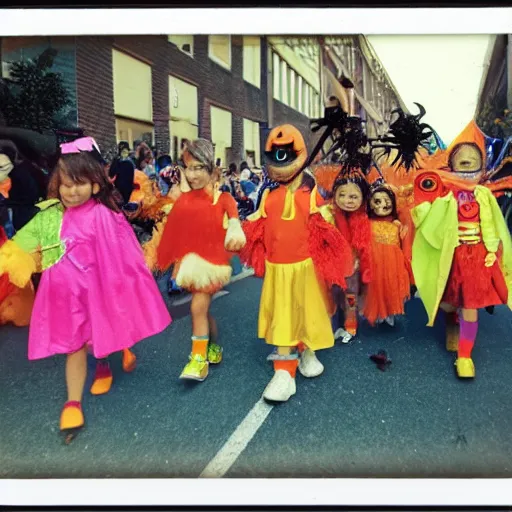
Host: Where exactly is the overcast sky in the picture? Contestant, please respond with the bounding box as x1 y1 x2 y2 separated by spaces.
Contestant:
367 35 493 145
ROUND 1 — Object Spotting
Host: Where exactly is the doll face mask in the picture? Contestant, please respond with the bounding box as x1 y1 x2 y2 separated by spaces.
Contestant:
335 182 363 212
0 153 14 182
449 143 483 181
370 190 393 217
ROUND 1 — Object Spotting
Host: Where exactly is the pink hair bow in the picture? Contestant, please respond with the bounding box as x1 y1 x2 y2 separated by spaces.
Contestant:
60 136 101 155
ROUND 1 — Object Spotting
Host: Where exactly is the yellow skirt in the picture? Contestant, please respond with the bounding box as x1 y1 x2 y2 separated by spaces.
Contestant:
258 258 335 350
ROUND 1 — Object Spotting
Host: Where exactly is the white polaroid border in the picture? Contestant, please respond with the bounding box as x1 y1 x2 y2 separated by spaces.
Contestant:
0 6 511 507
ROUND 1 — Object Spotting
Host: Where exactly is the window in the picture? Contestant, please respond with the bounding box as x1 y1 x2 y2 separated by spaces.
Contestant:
243 118 261 167
115 117 154 149
169 75 199 161
280 59 288 105
302 81 309 116
243 36 261 88
209 35 231 70
272 52 281 100
210 105 232 166
293 72 301 111
112 49 153 123
288 67 295 108
168 35 194 57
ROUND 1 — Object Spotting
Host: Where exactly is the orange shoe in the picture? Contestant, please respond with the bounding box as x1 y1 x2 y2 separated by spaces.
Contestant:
122 348 137 373
90 361 113 395
60 401 84 444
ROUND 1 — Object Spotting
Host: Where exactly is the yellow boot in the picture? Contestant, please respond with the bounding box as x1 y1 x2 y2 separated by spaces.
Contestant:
455 357 475 378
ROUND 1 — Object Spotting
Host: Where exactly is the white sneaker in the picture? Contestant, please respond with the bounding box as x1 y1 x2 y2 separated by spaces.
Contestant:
385 316 395 327
298 349 324 378
334 328 345 339
262 370 297 402
334 328 353 344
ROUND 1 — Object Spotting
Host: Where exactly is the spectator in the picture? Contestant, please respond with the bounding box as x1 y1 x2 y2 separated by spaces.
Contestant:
240 168 256 197
109 141 136 205
156 154 173 195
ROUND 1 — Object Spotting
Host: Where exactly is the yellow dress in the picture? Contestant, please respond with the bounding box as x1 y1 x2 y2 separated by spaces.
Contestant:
248 185 336 350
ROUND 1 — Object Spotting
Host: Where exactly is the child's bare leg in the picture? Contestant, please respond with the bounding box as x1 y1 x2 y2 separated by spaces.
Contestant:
208 313 218 344
191 292 211 338
207 312 223 364
441 302 459 352
180 292 212 381
66 345 88 402
61 345 87 435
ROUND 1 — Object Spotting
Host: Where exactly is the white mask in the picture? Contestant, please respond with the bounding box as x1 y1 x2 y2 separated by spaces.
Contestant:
0 154 14 182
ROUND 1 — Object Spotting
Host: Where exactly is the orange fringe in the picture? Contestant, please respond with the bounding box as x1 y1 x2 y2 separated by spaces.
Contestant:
308 213 353 288
240 218 267 277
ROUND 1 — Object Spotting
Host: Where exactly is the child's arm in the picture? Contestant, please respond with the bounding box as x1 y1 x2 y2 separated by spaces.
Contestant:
222 193 246 252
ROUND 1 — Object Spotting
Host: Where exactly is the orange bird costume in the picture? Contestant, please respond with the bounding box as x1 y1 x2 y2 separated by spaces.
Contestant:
240 124 353 403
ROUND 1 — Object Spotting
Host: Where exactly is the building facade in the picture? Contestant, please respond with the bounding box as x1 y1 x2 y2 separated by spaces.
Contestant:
0 34 405 167
475 34 511 139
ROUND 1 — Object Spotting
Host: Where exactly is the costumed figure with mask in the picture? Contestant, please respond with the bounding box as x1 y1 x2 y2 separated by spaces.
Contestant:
0 127 57 327
239 116 353 403
150 139 246 382
362 179 411 326
0 135 171 443
412 121 512 379
313 109 373 344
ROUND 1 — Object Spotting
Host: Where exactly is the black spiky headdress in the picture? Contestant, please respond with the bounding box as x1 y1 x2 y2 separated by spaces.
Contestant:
309 104 372 175
368 103 440 172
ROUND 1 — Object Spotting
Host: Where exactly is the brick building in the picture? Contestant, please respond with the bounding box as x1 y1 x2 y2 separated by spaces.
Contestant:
0 34 403 167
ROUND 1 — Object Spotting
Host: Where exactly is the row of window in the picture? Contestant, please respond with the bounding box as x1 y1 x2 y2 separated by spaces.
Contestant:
113 49 260 166
271 51 320 118
167 35 261 89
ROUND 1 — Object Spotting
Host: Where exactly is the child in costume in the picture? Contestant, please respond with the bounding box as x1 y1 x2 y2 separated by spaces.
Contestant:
316 170 372 343
0 137 172 442
412 136 512 379
362 181 411 327
154 139 246 382
240 124 353 403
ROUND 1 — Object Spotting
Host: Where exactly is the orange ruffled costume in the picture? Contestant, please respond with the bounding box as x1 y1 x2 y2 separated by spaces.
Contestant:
0 179 35 327
361 217 411 325
156 188 240 294
241 183 354 350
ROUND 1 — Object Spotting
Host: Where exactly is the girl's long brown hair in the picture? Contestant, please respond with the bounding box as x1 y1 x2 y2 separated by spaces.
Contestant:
48 152 121 212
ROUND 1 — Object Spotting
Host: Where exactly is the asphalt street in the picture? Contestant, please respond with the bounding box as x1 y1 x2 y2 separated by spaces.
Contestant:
1 272 512 479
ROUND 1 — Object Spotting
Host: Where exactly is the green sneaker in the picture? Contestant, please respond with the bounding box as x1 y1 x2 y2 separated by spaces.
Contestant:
179 354 209 381
207 343 223 364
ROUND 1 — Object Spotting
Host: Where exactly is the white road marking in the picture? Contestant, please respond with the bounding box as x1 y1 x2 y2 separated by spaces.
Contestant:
199 398 274 478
